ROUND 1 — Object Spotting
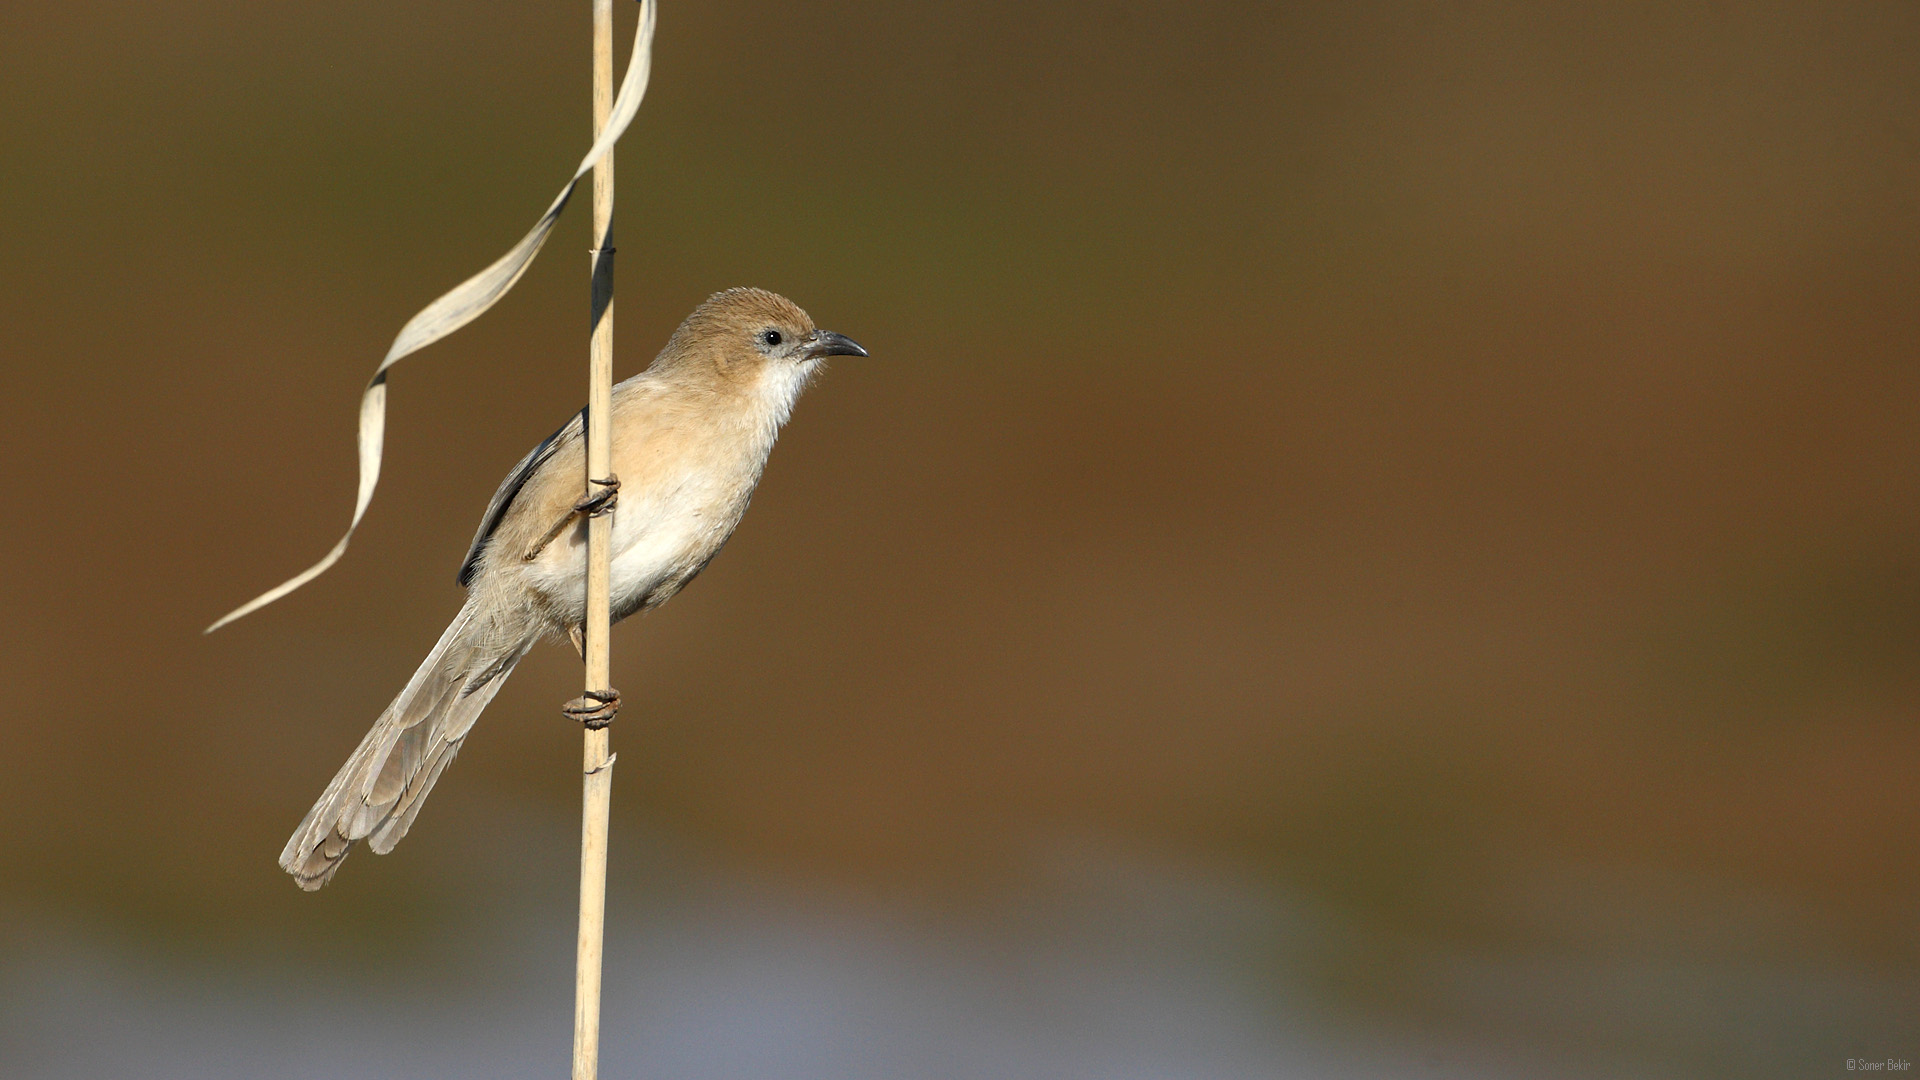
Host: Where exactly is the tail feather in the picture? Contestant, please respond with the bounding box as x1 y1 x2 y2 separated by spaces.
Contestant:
280 600 533 890
369 735 465 854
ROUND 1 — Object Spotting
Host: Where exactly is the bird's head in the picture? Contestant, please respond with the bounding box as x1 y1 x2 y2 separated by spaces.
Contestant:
659 287 868 393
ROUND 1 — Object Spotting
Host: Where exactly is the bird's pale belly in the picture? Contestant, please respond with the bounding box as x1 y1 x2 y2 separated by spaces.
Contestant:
518 468 754 626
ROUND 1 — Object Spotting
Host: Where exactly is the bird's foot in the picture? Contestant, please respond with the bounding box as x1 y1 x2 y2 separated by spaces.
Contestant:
523 474 621 562
563 688 620 729
576 474 620 517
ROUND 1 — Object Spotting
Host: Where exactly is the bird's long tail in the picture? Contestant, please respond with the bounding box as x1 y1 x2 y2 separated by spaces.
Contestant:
280 598 535 890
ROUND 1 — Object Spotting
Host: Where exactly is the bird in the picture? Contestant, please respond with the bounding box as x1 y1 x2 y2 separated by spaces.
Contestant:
280 287 867 890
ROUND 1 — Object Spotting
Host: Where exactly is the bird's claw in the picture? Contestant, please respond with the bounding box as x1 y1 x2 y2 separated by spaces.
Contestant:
524 475 621 562
563 688 620 729
576 474 620 517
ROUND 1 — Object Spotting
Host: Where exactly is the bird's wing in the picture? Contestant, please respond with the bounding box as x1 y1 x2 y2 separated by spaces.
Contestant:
457 408 584 586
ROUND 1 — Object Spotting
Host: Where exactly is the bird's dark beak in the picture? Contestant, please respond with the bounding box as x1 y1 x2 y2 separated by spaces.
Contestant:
807 330 869 359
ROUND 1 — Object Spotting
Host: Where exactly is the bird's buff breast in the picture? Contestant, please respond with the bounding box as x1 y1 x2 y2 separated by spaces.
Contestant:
518 442 766 625
489 359 806 629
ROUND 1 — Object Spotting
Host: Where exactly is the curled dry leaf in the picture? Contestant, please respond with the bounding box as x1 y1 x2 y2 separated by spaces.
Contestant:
206 0 658 634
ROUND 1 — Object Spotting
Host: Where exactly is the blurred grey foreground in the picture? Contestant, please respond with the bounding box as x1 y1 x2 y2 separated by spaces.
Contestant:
4 824 1907 1080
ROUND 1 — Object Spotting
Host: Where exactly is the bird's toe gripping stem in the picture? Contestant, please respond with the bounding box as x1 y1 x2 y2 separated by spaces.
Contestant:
523 474 621 563
577 473 620 517
564 687 620 729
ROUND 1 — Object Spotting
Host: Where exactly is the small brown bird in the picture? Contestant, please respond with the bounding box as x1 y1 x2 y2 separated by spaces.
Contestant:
281 287 867 889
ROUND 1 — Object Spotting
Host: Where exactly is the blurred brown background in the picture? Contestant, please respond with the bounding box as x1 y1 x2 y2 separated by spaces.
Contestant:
1 2 1916 1077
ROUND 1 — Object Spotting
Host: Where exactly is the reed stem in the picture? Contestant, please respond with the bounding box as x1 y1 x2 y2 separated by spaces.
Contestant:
571 0 618 1077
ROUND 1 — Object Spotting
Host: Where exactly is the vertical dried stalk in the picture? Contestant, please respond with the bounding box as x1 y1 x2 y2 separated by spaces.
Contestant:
572 0 617 1077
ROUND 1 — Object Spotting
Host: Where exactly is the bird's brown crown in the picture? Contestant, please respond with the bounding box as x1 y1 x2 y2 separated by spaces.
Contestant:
653 287 817 377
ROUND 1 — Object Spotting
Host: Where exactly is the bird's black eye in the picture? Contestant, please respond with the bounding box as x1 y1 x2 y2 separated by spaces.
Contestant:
760 329 783 348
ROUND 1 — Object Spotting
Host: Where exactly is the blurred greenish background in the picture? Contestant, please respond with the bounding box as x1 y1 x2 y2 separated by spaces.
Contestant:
1 2 1916 1077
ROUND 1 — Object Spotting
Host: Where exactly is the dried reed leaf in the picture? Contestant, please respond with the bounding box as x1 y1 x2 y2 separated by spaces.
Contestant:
207 0 657 634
